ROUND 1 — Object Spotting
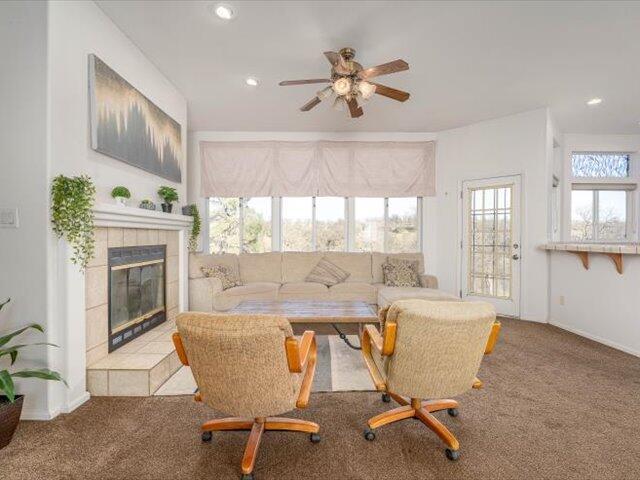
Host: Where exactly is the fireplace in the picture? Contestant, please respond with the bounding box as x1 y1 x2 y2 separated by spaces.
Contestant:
108 245 166 352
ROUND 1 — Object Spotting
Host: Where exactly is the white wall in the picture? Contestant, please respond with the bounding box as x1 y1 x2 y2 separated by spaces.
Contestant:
432 108 550 321
49 0 187 205
549 133 640 356
0 1 51 418
189 109 552 322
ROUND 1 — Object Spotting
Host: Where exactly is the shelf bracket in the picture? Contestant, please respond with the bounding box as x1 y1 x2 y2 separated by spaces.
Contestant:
569 250 589 270
604 252 623 274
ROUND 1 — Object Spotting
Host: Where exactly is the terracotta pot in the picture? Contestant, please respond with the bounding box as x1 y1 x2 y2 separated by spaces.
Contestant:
0 395 23 450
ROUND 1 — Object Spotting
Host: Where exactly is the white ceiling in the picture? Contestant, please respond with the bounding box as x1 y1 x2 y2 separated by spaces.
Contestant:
96 1 640 134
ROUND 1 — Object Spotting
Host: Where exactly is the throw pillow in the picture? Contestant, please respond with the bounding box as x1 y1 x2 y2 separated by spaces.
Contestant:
201 264 240 290
382 258 420 287
305 257 350 286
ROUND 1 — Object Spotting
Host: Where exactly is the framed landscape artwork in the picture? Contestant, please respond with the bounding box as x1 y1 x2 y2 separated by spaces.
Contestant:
89 54 182 182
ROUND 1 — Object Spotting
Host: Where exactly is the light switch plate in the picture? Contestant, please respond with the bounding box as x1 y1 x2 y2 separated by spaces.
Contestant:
0 208 19 228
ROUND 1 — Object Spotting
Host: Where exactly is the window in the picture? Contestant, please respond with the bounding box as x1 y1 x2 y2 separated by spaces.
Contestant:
209 198 240 254
315 197 346 251
282 197 313 251
569 152 635 243
206 196 422 253
571 153 629 178
355 198 385 252
571 189 628 242
387 198 419 253
242 197 272 253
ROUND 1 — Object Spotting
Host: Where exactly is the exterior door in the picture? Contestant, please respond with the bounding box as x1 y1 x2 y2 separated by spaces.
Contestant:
461 176 521 316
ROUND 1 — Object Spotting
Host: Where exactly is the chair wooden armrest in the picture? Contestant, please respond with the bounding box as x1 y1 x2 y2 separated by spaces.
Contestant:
285 331 315 373
485 321 501 354
361 320 397 392
172 332 189 366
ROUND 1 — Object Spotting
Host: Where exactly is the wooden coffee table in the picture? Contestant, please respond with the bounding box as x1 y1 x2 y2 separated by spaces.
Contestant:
229 300 378 350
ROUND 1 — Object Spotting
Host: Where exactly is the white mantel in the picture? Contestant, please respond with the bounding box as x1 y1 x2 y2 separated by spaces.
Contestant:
57 204 192 417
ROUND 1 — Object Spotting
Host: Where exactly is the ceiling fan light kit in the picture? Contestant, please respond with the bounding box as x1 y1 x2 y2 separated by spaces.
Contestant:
279 47 410 118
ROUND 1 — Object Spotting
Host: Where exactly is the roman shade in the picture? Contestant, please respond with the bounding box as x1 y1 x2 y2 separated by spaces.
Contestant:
200 140 435 197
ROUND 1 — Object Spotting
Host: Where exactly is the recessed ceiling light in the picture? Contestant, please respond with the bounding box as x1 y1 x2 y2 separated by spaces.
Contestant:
214 3 234 20
245 77 259 87
587 97 602 106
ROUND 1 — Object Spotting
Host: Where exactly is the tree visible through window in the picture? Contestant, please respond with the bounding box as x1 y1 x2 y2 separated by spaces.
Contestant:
209 198 240 254
242 197 271 253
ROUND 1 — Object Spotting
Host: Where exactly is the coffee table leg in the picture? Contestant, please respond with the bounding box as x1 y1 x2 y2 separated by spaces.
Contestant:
331 323 362 350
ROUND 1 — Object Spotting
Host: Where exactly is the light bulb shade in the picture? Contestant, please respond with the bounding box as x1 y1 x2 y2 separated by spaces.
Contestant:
332 96 345 111
317 86 333 100
358 81 376 100
332 77 352 96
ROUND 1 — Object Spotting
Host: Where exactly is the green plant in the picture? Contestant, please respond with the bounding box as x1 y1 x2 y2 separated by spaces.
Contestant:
0 298 66 403
51 175 96 269
186 204 201 252
111 186 131 199
157 186 178 204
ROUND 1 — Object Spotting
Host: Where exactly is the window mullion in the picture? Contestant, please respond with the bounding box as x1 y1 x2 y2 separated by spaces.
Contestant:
384 198 389 253
592 190 598 242
311 197 317 251
239 198 245 252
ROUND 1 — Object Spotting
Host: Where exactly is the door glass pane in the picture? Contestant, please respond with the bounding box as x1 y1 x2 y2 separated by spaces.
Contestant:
282 197 312 251
571 190 593 241
355 198 384 252
242 197 272 253
598 191 626 241
209 198 240 254
316 197 345 251
387 198 419 252
467 185 512 299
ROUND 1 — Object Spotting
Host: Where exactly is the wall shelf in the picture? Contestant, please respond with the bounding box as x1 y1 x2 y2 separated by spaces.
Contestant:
541 243 640 275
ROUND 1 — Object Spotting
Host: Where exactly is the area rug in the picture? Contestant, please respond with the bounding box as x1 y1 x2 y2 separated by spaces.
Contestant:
154 335 373 395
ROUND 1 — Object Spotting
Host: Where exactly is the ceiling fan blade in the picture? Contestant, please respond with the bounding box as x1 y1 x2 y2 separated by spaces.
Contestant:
279 79 331 86
346 97 364 118
358 59 409 80
324 51 350 75
370 82 410 102
300 96 322 112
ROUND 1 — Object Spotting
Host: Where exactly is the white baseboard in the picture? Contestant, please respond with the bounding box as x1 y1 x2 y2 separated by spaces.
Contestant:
63 391 90 413
549 320 640 358
20 406 61 421
518 313 548 323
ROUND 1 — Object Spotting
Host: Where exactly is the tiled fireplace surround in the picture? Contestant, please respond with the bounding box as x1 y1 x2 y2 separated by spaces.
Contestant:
82 205 192 397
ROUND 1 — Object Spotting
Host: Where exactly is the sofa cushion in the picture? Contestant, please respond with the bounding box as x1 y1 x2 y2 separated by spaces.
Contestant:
282 252 324 283
238 252 282 284
279 282 329 295
201 264 240 290
189 253 239 280
377 286 459 308
212 282 280 311
323 252 373 283
382 258 421 287
328 282 377 303
305 257 350 286
372 252 424 284
223 282 280 297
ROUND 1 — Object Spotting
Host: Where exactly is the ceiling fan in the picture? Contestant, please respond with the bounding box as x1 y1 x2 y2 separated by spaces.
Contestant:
279 47 410 118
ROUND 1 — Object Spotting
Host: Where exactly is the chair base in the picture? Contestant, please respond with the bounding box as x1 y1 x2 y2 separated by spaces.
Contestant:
366 393 461 458
201 416 320 476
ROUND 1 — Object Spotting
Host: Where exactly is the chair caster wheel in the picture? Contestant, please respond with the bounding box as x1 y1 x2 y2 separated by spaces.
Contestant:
447 408 459 417
241 474 254 480
381 393 391 403
364 429 376 441
201 431 212 442
445 449 460 461
310 433 321 443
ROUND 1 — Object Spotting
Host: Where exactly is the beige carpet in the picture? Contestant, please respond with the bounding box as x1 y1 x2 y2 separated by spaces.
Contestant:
3 319 640 479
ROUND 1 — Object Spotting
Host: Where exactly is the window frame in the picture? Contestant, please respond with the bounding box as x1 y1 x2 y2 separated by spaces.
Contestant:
206 196 423 253
566 151 638 243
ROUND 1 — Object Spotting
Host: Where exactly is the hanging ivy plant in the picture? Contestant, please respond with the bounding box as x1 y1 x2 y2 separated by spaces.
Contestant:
186 204 201 252
51 175 96 269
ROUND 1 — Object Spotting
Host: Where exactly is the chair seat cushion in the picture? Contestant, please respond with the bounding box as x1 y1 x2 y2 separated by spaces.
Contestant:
279 282 329 294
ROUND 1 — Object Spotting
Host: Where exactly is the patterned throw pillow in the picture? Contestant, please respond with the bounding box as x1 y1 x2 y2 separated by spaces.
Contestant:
201 264 240 290
305 257 351 286
382 258 420 287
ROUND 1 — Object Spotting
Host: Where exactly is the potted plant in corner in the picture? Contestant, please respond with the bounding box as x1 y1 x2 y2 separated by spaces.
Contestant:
158 186 178 213
111 186 131 207
0 298 66 450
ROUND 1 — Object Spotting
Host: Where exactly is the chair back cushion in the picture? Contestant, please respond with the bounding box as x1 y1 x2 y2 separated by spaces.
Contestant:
176 312 298 418
385 299 495 399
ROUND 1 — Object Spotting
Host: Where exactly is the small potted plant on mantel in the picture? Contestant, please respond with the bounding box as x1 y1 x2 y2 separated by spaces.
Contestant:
157 186 178 213
0 298 66 450
111 186 131 207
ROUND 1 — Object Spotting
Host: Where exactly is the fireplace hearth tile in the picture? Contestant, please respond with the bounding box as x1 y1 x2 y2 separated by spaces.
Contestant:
137 341 175 354
87 239 108 268
86 342 108 366
148 229 159 245
87 370 108 396
108 228 124 248
109 370 150 396
158 230 167 244
85 266 108 309
167 281 179 310
136 229 150 246
166 231 178 256
123 229 137 246
167 255 179 283
86 304 108 350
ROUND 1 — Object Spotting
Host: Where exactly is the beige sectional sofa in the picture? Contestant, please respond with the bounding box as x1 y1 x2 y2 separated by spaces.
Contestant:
189 251 458 312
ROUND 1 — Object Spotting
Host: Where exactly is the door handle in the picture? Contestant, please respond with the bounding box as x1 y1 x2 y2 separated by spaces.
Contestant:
512 254 520 260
